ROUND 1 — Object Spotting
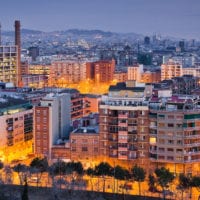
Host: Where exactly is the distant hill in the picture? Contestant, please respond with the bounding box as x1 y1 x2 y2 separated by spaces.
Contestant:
2 28 143 41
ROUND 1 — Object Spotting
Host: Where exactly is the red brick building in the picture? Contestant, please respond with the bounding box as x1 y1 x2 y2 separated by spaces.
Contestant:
86 59 115 83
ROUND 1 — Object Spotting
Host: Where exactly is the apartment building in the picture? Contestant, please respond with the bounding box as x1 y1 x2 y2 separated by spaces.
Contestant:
127 64 143 81
99 82 151 166
50 60 86 86
161 61 182 81
149 95 200 174
34 93 71 158
86 59 115 83
0 46 18 85
0 97 33 147
70 127 99 163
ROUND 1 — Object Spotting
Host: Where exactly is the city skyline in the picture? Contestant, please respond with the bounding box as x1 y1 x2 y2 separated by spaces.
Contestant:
0 0 200 39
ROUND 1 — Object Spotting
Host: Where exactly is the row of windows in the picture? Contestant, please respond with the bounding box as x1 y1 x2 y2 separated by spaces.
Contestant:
71 139 98 144
71 147 98 152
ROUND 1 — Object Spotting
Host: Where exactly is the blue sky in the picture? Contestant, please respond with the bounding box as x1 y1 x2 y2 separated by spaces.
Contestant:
0 0 200 39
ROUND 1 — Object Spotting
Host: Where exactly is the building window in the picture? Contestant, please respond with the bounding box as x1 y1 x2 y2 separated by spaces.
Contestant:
94 147 98 152
168 140 174 144
167 148 174 152
36 125 40 131
177 140 182 145
82 139 88 144
94 139 98 144
82 147 88 152
158 147 165 152
168 123 174 127
159 139 165 144
158 123 165 127
168 115 174 119
71 147 76 151
71 139 76 143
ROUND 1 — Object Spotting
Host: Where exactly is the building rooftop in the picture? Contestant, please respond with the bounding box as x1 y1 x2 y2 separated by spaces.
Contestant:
72 126 99 134
0 97 32 116
109 82 145 92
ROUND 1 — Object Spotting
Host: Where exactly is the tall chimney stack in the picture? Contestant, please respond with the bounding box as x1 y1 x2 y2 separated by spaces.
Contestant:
15 20 21 87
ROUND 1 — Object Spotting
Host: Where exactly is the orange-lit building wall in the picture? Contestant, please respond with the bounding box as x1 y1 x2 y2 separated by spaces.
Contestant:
161 62 182 81
70 132 99 161
21 61 29 75
114 72 128 83
34 106 50 157
140 71 161 83
86 59 115 83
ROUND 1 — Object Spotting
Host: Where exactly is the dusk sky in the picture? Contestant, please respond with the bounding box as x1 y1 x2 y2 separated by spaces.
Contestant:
0 0 200 39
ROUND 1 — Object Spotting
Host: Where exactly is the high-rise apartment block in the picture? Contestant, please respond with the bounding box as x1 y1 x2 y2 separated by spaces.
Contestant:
0 21 21 87
86 59 115 83
127 64 143 81
0 46 18 85
34 93 71 158
149 95 200 173
161 61 182 81
0 97 33 148
99 82 151 166
50 61 86 86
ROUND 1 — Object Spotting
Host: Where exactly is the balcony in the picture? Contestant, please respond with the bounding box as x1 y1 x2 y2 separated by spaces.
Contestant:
150 125 157 129
184 142 200 147
118 131 128 135
184 134 200 139
109 154 118 158
118 155 127 160
118 147 128 152
183 151 200 156
118 114 128 118
118 122 128 127
184 158 200 163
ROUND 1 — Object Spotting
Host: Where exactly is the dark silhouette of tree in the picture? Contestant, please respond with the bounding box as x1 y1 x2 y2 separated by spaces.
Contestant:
177 173 191 200
21 178 29 200
0 161 3 170
3 165 13 184
114 165 130 196
13 163 29 185
191 175 200 199
94 162 113 193
86 167 95 191
131 165 146 196
148 174 157 193
30 157 48 172
29 157 48 187
155 167 174 200
0 161 3 184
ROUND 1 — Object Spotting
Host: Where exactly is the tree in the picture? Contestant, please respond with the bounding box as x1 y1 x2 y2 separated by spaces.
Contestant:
177 173 191 200
13 163 29 185
30 157 48 172
21 178 29 200
86 167 95 191
114 165 130 195
131 165 146 196
191 176 200 199
148 174 157 193
94 162 113 193
30 157 49 187
0 161 4 184
3 165 13 184
0 161 3 170
155 167 174 200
